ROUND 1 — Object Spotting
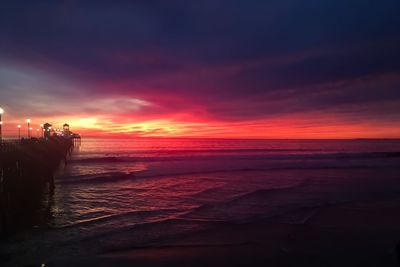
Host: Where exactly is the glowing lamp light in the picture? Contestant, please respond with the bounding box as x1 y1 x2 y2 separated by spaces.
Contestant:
0 122 2 125
26 119 31 123
36 129 39 131
17 125 21 128
0 107 4 114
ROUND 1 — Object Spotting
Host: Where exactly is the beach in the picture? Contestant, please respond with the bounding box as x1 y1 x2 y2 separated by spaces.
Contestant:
49 197 400 266
1 138 400 266
43 194 400 266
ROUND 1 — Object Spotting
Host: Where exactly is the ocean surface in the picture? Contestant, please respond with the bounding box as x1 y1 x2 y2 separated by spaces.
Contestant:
2 138 400 265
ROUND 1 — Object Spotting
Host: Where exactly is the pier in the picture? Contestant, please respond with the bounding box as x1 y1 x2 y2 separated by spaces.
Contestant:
0 135 81 235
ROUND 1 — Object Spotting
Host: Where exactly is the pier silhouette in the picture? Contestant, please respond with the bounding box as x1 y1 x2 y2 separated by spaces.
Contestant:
0 125 81 235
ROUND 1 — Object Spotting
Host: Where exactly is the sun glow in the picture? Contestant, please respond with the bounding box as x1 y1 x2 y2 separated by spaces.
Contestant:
2 111 400 139
76 118 99 128
105 120 192 136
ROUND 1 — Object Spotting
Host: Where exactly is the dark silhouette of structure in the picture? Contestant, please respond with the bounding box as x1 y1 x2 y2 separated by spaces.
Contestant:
0 123 81 236
43 123 52 139
63 123 71 137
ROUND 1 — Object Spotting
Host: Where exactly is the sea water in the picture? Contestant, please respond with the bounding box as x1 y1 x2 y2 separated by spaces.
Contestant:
2 138 400 265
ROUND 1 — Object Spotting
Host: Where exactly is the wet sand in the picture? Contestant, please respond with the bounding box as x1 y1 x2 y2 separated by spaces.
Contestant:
50 197 400 267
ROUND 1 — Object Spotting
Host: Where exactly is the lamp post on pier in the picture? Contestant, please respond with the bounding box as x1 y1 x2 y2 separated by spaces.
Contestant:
0 107 3 142
27 119 31 138
17 124 21 139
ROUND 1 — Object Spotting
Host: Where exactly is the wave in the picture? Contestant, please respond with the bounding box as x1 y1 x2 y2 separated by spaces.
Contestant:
57 171 136 185
72 212 209 244
228 182 308 203
176 182 309 224
56 208 188 229
70 151 400 164
58 162 400 185
50 187 400 253
70 200 325 250
78 148 332 156
187 186 226 199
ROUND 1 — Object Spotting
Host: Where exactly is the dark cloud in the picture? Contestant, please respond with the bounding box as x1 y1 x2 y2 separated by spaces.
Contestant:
0 0 400 130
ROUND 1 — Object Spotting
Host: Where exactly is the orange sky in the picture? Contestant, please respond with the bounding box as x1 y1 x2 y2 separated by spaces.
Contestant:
2 110 399 139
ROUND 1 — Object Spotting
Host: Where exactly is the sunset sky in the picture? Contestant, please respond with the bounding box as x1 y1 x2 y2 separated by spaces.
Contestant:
1 1 400 138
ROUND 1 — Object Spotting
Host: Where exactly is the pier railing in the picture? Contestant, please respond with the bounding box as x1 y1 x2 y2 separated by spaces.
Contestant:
0 136 81 152
0 139 21 152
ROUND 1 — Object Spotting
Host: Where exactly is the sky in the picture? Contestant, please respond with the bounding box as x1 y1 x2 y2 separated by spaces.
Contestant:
1 0 400 138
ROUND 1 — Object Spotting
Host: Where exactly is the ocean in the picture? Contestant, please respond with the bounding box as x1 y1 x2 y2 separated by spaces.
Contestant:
2 138 400 265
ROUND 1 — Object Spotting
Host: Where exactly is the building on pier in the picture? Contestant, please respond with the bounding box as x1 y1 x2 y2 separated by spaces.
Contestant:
43 123 52 139
62 123 71 137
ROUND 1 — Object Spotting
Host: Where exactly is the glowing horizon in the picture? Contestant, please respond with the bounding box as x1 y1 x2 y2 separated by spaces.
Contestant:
1 109 400 139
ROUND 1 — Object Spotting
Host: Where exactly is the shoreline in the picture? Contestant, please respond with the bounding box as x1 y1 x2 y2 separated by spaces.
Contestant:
46 197 400 267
